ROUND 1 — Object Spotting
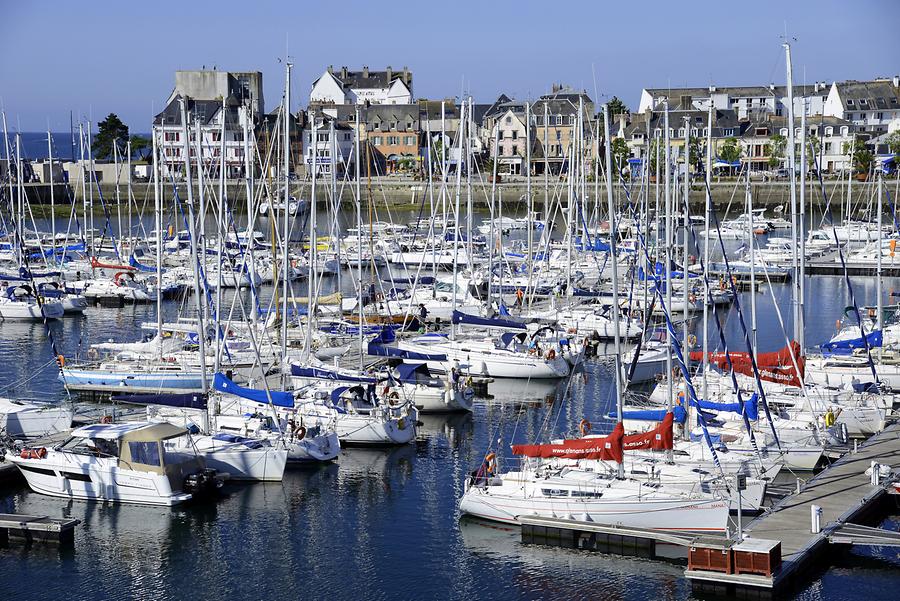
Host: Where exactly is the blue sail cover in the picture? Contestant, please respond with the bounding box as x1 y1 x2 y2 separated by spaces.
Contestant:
613 404 687 424
395 362 433 383
129 255 158 273
110 392 207 409
290 364 378 384
452 310 526 331
692 395 759 421
213 372 294 408
367 341 448 362
385 276 435 285
574 236 610 252
820 330 882 352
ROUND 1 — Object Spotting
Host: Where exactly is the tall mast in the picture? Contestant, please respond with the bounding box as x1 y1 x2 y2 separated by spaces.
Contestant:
281 61 293 371
702 102 713 402
450 102 466 340
180 97 208 393
783 42 800 342
747 172 757 357
214 97 226 374
195 115 208 324
682 118 691 374
152 127 163 360
664 102 673 410
544 103 549 223
799 105 807 350
47 131 56 258
526 101 533 310
355 105 364 370
877 174 883 334
603 103 624 480
243 100 258 326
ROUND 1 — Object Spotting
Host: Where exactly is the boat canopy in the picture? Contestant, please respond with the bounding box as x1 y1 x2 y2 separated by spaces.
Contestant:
821 330 882 352
689 341 804 387
73 421 186 441
452 310 526 331
110 392 207 409
395 362 433 383
367 341 447 362
213 372 294 408
291 364 378 384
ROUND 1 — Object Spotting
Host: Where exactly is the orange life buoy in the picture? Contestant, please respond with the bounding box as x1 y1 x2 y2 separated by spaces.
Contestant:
57 354 66 367
579 418 592 436
484 452 497 474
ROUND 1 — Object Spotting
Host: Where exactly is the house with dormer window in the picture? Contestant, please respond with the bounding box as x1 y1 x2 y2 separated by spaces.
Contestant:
310 66 413 105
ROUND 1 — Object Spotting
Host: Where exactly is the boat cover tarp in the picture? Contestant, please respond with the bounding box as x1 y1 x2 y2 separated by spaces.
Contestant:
688 341 805 387
622 412 675 451
385 276 435 286
110 392 207 409
512 422 624 462
129 255 158 273
616 404 687 424
820 330 882 352
691 394 759 421
290 364 378 384
395 362 433 383
212 372 294 408
452 310 526 331
367 341 447 362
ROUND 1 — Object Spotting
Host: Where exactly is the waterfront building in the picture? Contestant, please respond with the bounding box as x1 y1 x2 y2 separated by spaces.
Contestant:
530 86 595 175
638 82 829 121
824 77 900 135
488 106 531 175
152 70 264 178
310 66 413 106
301 111 355 177
360 104 420 174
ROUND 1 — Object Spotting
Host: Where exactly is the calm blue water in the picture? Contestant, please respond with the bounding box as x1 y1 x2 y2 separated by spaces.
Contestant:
0 268 898 599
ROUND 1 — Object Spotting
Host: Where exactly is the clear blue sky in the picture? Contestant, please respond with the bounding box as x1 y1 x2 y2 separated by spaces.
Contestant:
2 0 898 131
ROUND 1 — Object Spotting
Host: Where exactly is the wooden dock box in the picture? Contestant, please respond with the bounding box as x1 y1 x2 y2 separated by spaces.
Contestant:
732 538 781 577
688 537 734 574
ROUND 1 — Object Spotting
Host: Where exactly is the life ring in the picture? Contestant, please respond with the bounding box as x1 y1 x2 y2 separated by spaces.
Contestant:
294 425 307 441
579 419 592 436
688 334 697 347
484 452 497 474
388 390 401 405
99 415 113 424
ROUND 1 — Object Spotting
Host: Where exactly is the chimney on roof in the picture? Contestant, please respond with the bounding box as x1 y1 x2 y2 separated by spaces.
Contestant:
769 83 775 91
894 75 899 88
386 66 392 81
363 66 369 78
327 65 333 74
403 66 410 85
709 85 717 93
341 66 348 79
680 95 692 109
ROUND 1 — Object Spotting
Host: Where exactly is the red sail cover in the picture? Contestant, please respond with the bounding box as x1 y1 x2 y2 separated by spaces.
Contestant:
91 257 135 271
622 411 674 451
688 341 805 387
512 422 624 463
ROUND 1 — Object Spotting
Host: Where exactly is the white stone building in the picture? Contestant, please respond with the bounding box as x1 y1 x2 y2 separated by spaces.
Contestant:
824 77 900 135
310 66 413 105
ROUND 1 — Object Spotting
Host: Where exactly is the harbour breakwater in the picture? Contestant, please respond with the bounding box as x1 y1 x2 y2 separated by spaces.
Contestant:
16 179 860 216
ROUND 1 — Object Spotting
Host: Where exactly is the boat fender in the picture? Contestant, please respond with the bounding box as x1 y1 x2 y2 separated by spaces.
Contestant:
100 415 113 424
20 447 47 460
57 354 66 367
579 419 592 436
687 334 697 347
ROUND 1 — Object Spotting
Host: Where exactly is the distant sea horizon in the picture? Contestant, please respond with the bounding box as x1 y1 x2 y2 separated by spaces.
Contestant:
6 131 152 161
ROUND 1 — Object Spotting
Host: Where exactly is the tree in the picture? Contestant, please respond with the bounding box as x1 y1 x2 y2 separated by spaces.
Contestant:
843 139 873 174
768 134 786 168
611 137 630 172
92 113 129 160
805 134 821 169
607 96 628 118
129 134 151 161
719 137 742 163
886 131 900 163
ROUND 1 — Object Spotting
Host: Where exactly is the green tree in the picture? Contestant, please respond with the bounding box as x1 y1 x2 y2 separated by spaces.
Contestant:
843 139 874 173
607 96 628 118
719 137 742 163
805 134 821 168
129 134 151 161
768 133 786 168
611 137 630 171
92 113 129 160
886 131 900 163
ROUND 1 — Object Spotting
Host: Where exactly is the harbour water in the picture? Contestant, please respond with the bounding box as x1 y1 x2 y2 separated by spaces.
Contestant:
0 266 898 600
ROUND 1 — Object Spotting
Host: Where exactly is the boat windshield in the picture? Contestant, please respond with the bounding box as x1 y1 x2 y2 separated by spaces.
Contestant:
61 436 120 459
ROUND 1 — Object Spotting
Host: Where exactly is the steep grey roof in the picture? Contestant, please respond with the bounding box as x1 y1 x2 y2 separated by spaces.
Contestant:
323 67 413 91
834 80 900 110
644 84 822 99
481 94 514 121
361 104 419 132
623 108 743 138
418 99 461 121
153 95 242 127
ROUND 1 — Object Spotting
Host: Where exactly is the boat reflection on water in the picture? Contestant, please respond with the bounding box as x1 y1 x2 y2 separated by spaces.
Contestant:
417 412 474 449
480 377 563 406
458 516 689 600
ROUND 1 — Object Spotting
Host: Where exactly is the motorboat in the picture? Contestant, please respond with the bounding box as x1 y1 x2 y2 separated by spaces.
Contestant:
6 422 221 506
0 398 73 438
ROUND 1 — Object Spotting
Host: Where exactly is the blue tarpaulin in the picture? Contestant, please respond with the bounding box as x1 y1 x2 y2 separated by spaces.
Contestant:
452 310 526 331
367 341 448 362
820 329 883 352
110 392 207 409
213 372 294 408
290 364 378 384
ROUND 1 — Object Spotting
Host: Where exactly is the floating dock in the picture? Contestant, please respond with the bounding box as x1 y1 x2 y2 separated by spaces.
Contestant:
519 421 900 599
0 514 80 546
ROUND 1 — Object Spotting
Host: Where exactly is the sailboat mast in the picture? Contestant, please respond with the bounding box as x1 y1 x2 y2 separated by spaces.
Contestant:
355 105 364 371
450 102 466 340
180 97 208 393
152 127 162 361
784 42 800 342
877 174 883 332
47 131 56 258
243 100 258 326
214 98 226 374
682 118 691 372
663 102 673 409
702 102 713 402
798 106 807 350
603 104 625 480
747 172 758 356
282 62 293 368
